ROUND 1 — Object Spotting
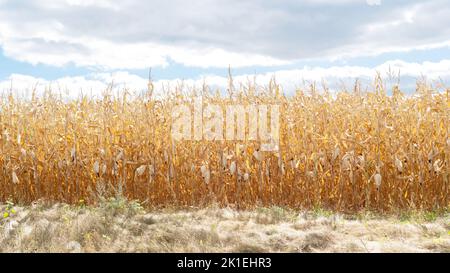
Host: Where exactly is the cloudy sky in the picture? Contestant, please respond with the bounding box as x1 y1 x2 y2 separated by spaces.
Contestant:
0 0 449 96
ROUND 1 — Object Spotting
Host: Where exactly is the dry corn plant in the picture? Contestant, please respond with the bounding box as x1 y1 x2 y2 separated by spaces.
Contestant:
0 77 448 213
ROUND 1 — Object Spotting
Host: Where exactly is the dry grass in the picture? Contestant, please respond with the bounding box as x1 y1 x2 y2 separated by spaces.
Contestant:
0 77 448 212
0 201 448 253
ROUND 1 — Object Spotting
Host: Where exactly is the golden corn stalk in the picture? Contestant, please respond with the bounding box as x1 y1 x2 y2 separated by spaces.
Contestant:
0 79 448 212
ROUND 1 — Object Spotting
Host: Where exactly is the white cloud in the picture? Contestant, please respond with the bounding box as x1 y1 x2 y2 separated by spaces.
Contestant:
0 0 290 69
0 0 449 69
0 35 288 69
65 0 120 10
2 60 449 98
366 0 381 6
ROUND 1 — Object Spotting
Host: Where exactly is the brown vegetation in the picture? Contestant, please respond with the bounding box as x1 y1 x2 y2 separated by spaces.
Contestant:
0 78 448 212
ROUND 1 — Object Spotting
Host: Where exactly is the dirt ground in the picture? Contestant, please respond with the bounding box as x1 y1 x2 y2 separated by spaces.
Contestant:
0 200 448 253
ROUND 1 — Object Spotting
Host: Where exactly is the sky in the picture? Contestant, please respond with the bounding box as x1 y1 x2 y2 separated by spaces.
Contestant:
0 0 450 97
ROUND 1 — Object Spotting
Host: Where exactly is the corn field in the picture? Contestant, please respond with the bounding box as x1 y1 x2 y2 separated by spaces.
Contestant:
0 78 449 212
